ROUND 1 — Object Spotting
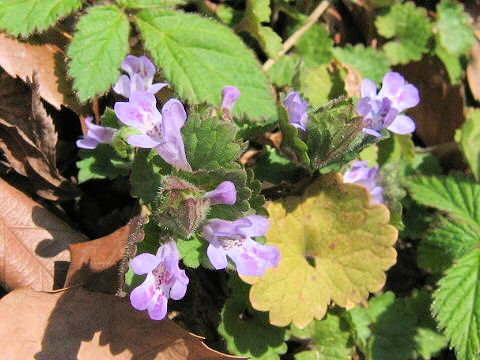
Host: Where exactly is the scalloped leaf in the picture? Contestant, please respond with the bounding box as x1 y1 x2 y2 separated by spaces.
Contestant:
67 5 130 102
455 109 480 181
242 174 398 328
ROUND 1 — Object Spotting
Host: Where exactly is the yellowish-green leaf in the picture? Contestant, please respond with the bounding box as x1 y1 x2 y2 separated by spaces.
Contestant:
455 109 480 181
242 174 398 328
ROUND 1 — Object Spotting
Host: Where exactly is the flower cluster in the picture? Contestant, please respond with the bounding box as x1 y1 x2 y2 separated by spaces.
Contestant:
343 161 383 205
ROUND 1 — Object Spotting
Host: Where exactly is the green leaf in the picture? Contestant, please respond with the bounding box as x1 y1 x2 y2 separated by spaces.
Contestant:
436 0 474 56
0 0 82 37
177 234 206 269
278 105 310 167
455 109 480 181
299 64 344 108
267 55 297 88
135 10 276 122
182 112 245 171
118 0 185 9
435 40 463 85
67 5 130 102
218 277 288 359
291 311 354 360
76 144 130 183
375 2 432 65
242 174 398 328
254 146 301 185
293 23 333 66
433 249 480 360
332 44 390 85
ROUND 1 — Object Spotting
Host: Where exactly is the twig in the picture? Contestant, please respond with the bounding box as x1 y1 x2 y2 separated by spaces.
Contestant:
92 98 101 124
262 1 330 72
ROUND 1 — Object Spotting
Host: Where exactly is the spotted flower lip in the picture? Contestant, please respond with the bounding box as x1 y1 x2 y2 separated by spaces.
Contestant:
284 91 309 131
113 55 168 98
202 215 280 276
221 86 240 111
114 91 191 171
357 72 419 136
129 241 189 321
343 161 383 205
204 181 236 205
76 116 116 149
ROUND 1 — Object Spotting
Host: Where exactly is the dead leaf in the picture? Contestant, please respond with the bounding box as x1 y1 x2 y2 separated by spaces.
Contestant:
341 63 362 97
0 178 86 291
0 33 67 110
397 56 465 146
0 287 237 359
0 72 78 200
467 40 480 102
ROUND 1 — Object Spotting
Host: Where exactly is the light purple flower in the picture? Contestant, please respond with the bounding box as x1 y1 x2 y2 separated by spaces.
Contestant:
284 91 309 131
202 215 280 276
76 116 116 149
357 72 419 137
114 91 191 171
343 161 383 205
129 240 189 320
113 55 168 98
221 86 240 111
204 181 236 205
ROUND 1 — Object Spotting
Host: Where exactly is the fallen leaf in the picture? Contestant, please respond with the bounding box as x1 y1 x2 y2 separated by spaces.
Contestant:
0 178 86 291
0 287 237 359
467 41 480 102
0 72 78 200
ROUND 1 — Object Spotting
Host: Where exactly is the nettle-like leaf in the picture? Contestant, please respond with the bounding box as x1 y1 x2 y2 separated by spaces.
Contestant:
455 109 480 181
432 249 480 360
290 310 354 360
182 112 245 171
332 44 390 85
375 2 432 65
67 5 130 102
118 0 185 9
436 0 474 56
241 174 398 328
135 10 276 122
0 0 82 37
218 277 288 359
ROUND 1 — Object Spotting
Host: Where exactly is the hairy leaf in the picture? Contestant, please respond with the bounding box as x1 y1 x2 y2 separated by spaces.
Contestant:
242 174 397 328
67 5 130 102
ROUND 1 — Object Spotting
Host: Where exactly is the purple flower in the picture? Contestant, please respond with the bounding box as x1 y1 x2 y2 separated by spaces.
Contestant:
113 55 168 98
284 91 309 131
204 181 236 205
343 161 383 205
221 86 240 111
114 91 191 171
202 215 280 276
357 72 419 137
76 117 116 149
129 240 189 320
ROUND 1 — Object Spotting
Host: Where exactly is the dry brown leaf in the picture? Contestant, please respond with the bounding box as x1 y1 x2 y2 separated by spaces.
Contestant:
0 178 86 291
0 33 66 110
0 287 237 359
0 72 78 200
467 41 480 102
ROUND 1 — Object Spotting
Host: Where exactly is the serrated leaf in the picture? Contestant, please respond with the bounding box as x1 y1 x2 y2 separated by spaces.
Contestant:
218 277 288 359
177 234 206 269
375 2 432 65
332 44 390 85
67 5 130 102
76 144 130 183
293 23 333 66
135 10 276 122
267 55 297 88
241 174 398 328
118 0 185 9
0 0 82 37
433 249 480 360
455 109 480 181
291 311 354 360
436 0 474 56
182 112 244 171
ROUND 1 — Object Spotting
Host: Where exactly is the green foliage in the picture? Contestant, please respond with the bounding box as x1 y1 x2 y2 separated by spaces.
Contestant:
76 144 130 183
278 105 309 167
135 10 276 122
299 64 344 108
129 149 167 204
267 55 297 88
0 0 82 37
118 0 185 9
375 2 432 65
434 39 463 85
67 5 130 102
432 249 480 360
218 277 288 359
332 44 390 85
455 109 480 181
254 146 300 185
436 0 474 57
177 234 206 269
293 23 333 66
182 112 245 171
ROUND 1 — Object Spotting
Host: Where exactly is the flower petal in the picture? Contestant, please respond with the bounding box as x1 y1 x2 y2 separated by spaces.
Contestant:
130 73 147 95
170 276 188 300
121 55 141 77
148 82 169 94
130 274 156 311
127 134 161 148
239 215 269 238
113 74 131 98
387 114 416 135
204 219 240 239
207 243 228 270
361 79 377 98
85 118 116 143
362 128 382 137
378 72 405 99
204 181 237 205
114 102 145 132
76 137 99 149
395 84 420 112
162 98 187 130
147 293 168 320
221 86 240 111
130 253 161 275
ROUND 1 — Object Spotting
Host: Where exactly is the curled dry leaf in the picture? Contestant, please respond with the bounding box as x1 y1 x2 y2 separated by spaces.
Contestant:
0 178 86 291
0 287 237 360
0 72 78 200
